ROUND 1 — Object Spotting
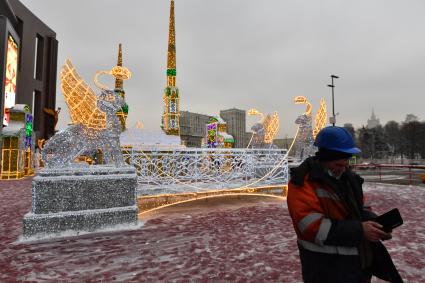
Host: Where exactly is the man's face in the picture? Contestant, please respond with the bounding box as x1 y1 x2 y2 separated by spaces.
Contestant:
323 158 350 178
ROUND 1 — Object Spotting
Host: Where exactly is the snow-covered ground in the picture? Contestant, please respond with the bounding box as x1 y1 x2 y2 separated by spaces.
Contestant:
0 179 424 282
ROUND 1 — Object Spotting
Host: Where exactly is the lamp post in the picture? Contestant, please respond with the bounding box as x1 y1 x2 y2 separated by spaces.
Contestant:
327 74 339 126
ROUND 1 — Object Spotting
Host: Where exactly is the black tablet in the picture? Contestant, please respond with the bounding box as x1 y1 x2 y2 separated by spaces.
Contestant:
373 208 403 232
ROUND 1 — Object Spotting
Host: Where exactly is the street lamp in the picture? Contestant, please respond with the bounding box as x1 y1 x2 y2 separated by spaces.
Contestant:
327 74 339 126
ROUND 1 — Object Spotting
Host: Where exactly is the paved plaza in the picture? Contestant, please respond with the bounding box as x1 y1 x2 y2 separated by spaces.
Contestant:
1 178 424 282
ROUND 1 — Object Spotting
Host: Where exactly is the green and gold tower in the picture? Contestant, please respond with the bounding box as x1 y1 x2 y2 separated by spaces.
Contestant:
115 43 128 131
161 0 180 136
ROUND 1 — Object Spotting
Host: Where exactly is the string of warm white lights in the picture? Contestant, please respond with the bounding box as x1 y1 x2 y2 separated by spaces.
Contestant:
313 98 327 139
132 127 300 213
61 60 106 130
138 192 286 215
263 112 279 143
128 127 299 192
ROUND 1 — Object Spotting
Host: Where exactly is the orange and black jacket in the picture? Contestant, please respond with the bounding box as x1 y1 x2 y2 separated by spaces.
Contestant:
288 157 370 251
287 157 403 283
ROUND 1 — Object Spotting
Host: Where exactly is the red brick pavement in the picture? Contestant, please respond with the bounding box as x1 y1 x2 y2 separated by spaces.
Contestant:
0 178 424 282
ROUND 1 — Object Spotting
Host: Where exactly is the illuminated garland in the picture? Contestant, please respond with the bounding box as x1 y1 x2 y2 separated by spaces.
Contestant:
166 69 177 76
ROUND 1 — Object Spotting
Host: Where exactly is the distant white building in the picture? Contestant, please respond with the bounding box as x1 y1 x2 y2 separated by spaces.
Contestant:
367 109 380 129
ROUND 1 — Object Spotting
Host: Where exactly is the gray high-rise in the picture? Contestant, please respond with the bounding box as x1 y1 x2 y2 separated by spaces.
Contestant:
220 108 247 148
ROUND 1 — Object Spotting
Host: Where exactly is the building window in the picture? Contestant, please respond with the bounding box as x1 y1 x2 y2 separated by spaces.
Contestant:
34 34 44 80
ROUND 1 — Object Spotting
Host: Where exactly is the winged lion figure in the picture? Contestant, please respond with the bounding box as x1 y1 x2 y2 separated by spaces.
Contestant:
42 59 129 168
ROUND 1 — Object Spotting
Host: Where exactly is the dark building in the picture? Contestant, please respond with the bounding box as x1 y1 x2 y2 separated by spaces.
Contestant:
180 111 211 147
0 0 58 140
220 108 249 148
179 109 254 148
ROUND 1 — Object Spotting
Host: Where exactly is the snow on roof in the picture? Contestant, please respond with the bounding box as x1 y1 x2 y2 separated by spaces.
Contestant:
120 128 185 150
218 132 234 142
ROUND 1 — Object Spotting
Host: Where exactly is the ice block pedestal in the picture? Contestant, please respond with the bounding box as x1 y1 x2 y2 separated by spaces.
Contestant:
23 165 138 238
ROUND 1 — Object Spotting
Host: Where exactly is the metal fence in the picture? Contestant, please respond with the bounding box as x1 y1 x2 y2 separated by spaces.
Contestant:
351 164 425 186
122 147 288 195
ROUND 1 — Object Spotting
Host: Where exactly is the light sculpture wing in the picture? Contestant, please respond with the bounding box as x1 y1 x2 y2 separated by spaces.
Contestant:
264 112 279 143
313 98 327 139
61 59 107 130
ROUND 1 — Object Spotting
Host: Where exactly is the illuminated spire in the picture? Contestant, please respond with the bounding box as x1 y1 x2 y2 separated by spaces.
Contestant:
162 0 180 136
167 0 176 70
115 43 124 90
114 43 128 131
167 0 176 86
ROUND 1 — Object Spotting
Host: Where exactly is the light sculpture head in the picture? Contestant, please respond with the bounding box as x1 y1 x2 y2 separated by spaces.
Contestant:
294 96 308 104
247 108 260 116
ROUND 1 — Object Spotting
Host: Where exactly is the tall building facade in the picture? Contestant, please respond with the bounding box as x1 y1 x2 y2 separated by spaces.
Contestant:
180 111 211 147
367 109 380 129
220 108 248 148
161 0 180 136
0 0 58 140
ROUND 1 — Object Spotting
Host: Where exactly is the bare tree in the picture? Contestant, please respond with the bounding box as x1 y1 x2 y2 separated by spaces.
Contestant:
383 121 401 158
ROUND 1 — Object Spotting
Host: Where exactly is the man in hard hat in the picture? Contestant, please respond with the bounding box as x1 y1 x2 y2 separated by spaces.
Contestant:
287 126 402 283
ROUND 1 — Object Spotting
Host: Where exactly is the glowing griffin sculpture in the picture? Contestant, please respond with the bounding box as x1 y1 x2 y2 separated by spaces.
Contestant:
42 59 131 168
292 96 327 161
247 109 279 148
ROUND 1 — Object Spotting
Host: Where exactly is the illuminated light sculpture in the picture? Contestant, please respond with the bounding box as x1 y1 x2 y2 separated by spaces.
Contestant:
161 0 180 136
263 112 279 144
3 35 19 126
0 104 35 179
43 107 61 131
135 121 144 129
205 116 234 148
23 60 138 238
41 59 129 168
312 98 327 139
247 108 264 119
247 109 279 148
35 139 45 168
292 96 328 161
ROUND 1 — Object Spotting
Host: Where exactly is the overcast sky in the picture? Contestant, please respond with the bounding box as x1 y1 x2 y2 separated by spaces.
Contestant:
20 0 425 138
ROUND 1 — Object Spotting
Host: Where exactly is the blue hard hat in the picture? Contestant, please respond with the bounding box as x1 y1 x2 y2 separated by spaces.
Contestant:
314 126 361 154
